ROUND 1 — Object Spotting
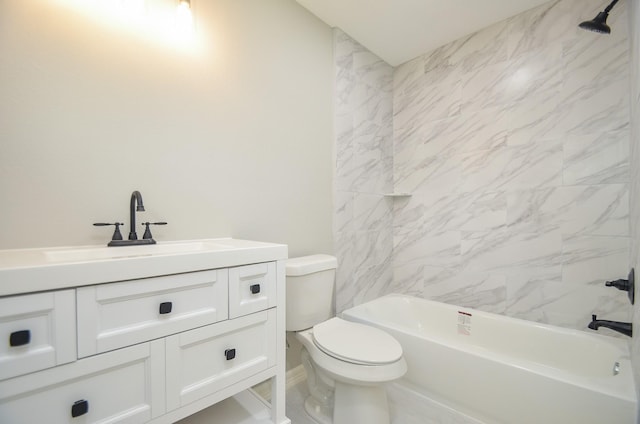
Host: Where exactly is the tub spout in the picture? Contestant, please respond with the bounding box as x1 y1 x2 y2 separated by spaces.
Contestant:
588 315 632 337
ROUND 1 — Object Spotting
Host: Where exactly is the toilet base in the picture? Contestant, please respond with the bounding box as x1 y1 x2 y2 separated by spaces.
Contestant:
333 381 390 424
294 328 403 424
304 396 332 424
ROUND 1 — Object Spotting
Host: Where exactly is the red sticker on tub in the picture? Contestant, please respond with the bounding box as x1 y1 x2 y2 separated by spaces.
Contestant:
457 311 472 335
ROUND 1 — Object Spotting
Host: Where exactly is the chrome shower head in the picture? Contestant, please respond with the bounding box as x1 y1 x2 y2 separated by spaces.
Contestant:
579 0 620 34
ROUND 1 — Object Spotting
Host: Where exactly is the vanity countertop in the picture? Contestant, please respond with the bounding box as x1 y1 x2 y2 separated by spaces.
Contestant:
0 238 287 297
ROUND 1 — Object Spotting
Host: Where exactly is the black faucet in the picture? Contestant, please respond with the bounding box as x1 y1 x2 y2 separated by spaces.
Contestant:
96 190 164 247
588 315 632 337
129 190 145 240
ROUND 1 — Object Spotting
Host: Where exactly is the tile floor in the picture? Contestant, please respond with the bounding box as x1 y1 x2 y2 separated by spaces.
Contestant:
285 377 316 424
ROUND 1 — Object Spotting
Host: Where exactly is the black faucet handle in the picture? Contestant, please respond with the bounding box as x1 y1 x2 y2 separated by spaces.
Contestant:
93 222 124 241
591 314 597 321
142 222 167 240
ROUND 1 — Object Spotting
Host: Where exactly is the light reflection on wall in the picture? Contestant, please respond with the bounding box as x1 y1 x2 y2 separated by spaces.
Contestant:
52 0 201 53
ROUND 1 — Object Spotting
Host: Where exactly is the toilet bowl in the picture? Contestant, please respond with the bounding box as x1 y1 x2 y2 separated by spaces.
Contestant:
297 318 406 424
286 255 407 424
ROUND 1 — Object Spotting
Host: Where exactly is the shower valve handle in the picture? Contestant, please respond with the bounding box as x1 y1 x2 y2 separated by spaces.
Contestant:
604 269 635 305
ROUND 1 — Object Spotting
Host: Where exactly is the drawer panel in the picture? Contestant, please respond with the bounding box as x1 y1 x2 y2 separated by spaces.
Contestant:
166 309 277 410
0 340 165 424
228 262 276 318
77 269 228 357
0 290 76 380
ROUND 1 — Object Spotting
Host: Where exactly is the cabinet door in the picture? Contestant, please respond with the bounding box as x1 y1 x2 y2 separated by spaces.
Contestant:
77 269 228 357
166 309 277 411
0 340 165 424
228 262 276 318
0 290 76 380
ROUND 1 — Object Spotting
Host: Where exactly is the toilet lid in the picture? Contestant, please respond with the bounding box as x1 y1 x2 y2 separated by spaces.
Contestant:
312 318 403 365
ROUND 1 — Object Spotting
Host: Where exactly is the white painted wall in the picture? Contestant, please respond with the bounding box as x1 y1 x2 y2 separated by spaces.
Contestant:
0 0 334 256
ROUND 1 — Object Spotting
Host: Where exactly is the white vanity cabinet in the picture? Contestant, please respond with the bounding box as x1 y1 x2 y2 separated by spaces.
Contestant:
166 309 276 411
0 341 165 424
0 239 290 424
0 290 76 381
229 262 277 319
76 269 229 358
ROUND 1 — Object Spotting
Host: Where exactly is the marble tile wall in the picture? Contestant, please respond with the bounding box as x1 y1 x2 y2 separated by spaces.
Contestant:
629 0 640 400
333 29 395 312
392 0 631 330
333 0 633 333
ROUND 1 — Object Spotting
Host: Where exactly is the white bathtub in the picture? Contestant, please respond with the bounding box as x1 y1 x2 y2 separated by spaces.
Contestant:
342 294 637 424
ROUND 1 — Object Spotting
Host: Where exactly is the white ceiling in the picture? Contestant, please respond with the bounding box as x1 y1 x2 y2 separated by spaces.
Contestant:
295 0 552 66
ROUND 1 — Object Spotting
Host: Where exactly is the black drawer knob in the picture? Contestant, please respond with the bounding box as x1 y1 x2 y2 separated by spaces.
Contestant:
250 284 261 294
159 302 173 315
71 399 89 418
9 330 30 347
225 348 236 360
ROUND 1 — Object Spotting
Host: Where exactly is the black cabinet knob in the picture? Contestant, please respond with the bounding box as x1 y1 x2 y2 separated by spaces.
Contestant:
250 284 261 294
9 330 30 347
225 348 236 360
71 399 89 418
159 302 173 315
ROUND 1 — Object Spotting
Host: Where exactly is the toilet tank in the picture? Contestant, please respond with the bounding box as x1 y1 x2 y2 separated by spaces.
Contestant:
286 254 337 331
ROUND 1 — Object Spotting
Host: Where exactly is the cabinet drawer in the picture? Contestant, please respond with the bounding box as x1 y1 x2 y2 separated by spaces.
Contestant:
228 262 276 318
77 269 228 357
0 290 76 380
0 340 165 424
166 309 277 410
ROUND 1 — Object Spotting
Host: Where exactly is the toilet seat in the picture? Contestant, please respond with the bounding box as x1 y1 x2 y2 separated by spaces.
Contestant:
313 318 403 365
295 324 407 386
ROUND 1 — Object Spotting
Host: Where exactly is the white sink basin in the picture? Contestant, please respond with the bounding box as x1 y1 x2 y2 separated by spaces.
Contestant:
43 240 229 263
0 238 287 296
0 238 287 297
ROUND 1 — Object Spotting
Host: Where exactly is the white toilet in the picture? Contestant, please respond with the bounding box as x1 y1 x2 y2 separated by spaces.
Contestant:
286 254 407 424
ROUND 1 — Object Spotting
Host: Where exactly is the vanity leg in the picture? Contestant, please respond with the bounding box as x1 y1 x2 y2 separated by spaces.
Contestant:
271 260 291 423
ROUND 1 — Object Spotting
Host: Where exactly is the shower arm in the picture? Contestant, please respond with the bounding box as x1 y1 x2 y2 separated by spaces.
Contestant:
604 0 619 13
